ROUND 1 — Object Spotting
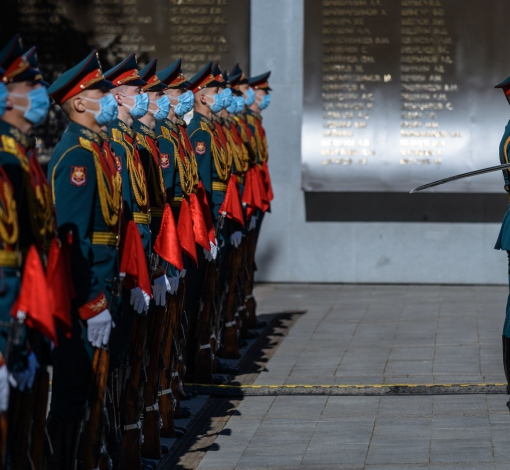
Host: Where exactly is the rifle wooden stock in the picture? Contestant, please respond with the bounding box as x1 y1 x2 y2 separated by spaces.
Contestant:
159 293 177 438
118 314 147 470
31 368 50 470
244 230 258 328
140 304 167 459
80 347 110 470
222 246 241 358
8 388 33 469
195 261 216 384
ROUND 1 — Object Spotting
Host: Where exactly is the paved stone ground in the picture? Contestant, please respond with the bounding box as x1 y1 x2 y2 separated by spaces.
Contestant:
196 284 510 470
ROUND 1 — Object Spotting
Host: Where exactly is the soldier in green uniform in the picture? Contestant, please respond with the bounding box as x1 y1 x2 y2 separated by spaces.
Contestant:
46 50 121 468
494 77 510 405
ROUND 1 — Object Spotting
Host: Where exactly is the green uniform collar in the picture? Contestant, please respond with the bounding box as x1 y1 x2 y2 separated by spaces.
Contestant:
110 118 135 139
66 121 103 146
0 119 34 150
132 119 157 139
156 118 178 132
192 111 215 130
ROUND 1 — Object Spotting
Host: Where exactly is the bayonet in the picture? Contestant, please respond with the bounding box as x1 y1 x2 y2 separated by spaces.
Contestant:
410 163 510 193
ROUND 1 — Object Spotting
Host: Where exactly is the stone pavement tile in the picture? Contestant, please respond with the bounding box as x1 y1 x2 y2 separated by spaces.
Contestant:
321 396 380 418
236 444 306 468
492 445 510 461
377 396 433 416
388 346 436 361
384 360 433 376
430 441 494 464
432 398 490 417
303 444 368 466
372 417 432 438
365 442 429 465
429 465 495 470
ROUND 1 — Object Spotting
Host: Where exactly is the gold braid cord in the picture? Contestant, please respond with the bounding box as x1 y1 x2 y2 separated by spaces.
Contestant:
80 138 122 229
199 121 229 182
27 173 55 242
247 114 269 163
179 133 200 192
0 182 18 246
224 123 249 176
112 130 148 208
233 116 258 164
160 127 193 196
138 134 166 208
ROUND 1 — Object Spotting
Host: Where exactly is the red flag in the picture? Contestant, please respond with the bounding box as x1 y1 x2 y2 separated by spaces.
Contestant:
196 183 216 245
46 238 72 338
189 193 210 251
153 204 184 271
120 221 151 297
261 161 274 202
13 245 57 345
177 199 197 265
243 168 263 212
254 165 270 212
219 174 245 227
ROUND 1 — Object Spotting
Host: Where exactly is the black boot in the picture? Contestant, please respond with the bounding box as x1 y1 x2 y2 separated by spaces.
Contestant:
503 336 510 411
45 415 83 470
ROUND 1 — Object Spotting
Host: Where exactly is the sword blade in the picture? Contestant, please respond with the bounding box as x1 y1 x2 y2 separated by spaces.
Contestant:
410 163 510 193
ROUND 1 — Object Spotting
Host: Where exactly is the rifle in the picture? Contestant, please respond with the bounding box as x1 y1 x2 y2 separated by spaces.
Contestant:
222 244 242 359
117 312 147 470
79 273 124 469
30 367 50 470
244 229 258 329
140 302 166 459
158 291 178 438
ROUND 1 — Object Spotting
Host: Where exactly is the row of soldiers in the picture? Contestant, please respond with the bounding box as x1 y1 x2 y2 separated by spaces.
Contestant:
0 33 273 470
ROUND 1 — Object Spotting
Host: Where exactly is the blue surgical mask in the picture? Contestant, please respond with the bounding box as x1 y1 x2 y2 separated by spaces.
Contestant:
121 92 149 119
150 95 170 120
244 87 255 107
258 94 271 111
10 87 50 127
172 91 194 117
235 96 245 114
206 93 223 114
0 83 7 118
82 94 118 126
220 88 233 109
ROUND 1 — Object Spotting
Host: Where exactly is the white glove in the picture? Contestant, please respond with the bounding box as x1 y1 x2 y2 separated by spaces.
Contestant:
152 275 168 307
87 309 114 348
130 287 150 314
204 247 213 262
176 268 186 278
210 239 218 260
248 215 257 231
13 352 39 392
166 275 179 295
230 231 243 248
0 364 10 412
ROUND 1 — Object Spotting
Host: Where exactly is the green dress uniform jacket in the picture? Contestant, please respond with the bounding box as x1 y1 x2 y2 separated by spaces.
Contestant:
495 120 510 251
48 121 122 418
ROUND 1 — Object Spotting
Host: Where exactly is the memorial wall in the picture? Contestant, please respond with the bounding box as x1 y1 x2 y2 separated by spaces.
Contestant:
303 0 510 194
1 0 249 160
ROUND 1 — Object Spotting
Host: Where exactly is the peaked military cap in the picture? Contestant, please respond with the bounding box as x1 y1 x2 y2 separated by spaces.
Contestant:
0 34 42 84
25 46 49 87
228 73 243 96
157 58 189 89
47 50 114 105
495 76 510 102
104 53 146 87
249 71 272 91
140 58 167 92
229 63 248 85
187 61 222 94
212 63 226 87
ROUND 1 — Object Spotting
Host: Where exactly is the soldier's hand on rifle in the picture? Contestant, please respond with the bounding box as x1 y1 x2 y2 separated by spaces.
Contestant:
13 351 39 391
153 275 168 306
167 275 179 295
0 363 11 412
130 287 150 314
176 268 186 278
248 215 257 231
230 231 243 248
207 239 218 260
87 309 114 348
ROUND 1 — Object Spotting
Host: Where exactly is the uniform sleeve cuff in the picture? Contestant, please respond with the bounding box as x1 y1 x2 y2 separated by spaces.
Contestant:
79 293 108 321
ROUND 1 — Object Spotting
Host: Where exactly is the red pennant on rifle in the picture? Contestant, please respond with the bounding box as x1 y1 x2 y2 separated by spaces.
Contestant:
254 165 270 212
120 221 151 297
196 183 216 245
153 204 184 271
189 193 210 251
46 238 72 338
243 168 263 212
177 199 198 265
261 161 274 202
13 245 57 345
219 174 245 227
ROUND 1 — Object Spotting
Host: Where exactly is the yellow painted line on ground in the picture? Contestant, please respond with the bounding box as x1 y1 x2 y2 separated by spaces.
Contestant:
186 383 507 389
